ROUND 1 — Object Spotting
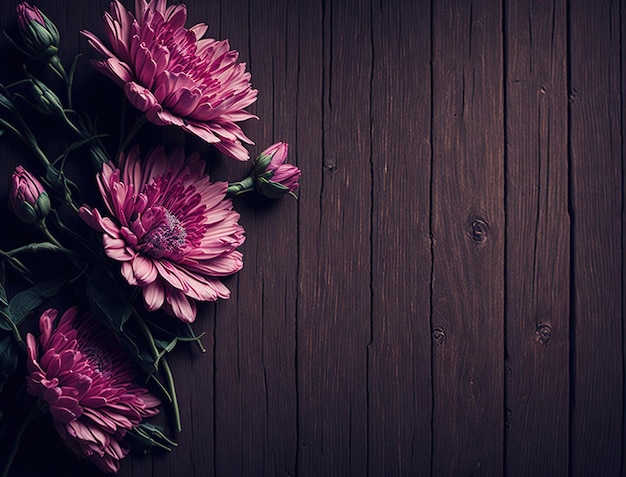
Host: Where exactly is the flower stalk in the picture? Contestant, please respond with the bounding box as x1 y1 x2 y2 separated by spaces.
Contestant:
132 308 182 432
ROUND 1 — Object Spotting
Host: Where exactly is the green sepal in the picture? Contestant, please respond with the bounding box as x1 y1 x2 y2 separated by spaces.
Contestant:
126 422 178 454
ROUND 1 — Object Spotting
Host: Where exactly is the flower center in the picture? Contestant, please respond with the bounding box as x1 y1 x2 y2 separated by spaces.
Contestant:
142 210 187 258
82 346 112 376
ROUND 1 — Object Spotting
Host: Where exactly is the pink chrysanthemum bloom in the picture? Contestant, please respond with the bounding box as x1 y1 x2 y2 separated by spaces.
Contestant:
26 307 161 473
79 146 245 322
81 0 258 161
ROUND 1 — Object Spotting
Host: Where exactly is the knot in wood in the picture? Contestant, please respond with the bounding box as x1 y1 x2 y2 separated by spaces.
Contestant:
468 218 489 243
432 328 446 344
535 323 552 343
324 162 337 173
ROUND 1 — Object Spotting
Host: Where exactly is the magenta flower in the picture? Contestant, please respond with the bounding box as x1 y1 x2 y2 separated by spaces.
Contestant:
9 165 51 225
26 307 161 473
81 0 258 161
79 146 245 322
17 2 46 29
15 2 60 60
253 142 301 198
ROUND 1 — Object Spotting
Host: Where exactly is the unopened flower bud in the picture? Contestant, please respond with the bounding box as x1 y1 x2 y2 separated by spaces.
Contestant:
16 3 60 61
9 165 51 225
29 77 64 115
252 142 288 178
252 143 300 198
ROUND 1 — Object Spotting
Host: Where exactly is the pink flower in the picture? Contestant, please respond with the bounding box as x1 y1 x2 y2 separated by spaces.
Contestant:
253 143 300 198
79 146 245 322
9 165 51 225
17 2 46 29
15 2 60 60
26 307 161 473
81 0 258 161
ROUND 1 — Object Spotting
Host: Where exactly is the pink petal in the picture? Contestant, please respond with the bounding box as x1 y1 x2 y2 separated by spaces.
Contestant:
142 281 166 311
165 288 197 322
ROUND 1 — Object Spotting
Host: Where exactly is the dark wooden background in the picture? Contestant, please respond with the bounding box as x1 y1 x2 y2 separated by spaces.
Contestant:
0 0 624 475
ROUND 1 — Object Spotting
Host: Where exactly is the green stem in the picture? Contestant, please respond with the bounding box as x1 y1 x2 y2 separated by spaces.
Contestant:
50 211 101 262
0 250 32 283
160 357 181 432
131 305 182 432
118 114 149 157
1 404 43 477
132 308 161 361
7 242 67 256
60 111 83 137
226 176 255 197
131 308 181 432
38 223 62 248
8 107 50 167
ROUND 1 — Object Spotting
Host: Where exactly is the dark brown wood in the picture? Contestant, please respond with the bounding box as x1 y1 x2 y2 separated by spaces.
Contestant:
296 0 372 474
369 0 433 475
0 0 625 476
569 1 624 475
430 0 505 474
504 0 570 475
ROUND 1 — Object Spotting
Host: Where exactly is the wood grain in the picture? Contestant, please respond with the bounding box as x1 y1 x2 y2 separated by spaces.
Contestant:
0 0 623 476
568 0 624 475
430 0 505 474
368 0 432 474
504 0 570 475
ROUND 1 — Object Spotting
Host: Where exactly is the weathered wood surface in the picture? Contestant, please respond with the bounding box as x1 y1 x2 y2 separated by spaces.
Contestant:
0 0 624 475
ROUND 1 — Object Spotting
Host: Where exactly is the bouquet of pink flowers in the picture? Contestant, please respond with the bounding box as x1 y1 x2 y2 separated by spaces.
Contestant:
0 1 300 474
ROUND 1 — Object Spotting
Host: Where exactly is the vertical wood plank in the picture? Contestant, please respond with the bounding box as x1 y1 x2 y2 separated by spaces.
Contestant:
296 0 372 475
569 1 623 475
504 0 570 475
210 0 298 475
623 0 626 472
368 0 433 474
245 0 300 474
430 0 505 474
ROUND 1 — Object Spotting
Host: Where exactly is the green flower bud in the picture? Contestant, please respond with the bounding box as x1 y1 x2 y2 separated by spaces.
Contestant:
252 142 300 198
29 77 64 116
9 165 51 225
16 3 60 60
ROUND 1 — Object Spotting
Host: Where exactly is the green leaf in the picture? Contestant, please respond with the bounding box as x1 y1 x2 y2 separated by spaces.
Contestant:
8 279 66 326
0 282 13 333
0 335 18 392
86 267 132 330
86 267 156 374
0 281 23 348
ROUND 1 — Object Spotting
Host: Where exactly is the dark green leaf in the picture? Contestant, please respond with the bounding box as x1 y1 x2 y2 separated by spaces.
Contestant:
8 279 66 326
86 267 157 374
0 336 18 392
86 267 132 330
0 281 14 333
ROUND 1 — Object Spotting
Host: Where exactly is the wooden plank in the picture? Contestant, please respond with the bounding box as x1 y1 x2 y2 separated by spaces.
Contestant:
430 0 505 474
568 1 624 475
503 0 570 475
368 0 433 474
623 1 626 472
209 0 300 475
295 0 372 475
